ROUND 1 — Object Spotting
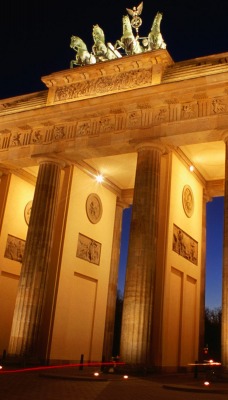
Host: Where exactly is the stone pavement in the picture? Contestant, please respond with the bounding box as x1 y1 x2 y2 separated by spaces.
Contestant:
1 365 228 400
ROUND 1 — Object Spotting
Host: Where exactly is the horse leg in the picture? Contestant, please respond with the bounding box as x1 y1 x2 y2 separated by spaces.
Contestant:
70 60 78 68
114 40 124 50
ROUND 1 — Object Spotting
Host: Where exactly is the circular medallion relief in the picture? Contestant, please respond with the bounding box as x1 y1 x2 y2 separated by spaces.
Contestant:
24 200 33 225
86 193 103 224
182 185 194 218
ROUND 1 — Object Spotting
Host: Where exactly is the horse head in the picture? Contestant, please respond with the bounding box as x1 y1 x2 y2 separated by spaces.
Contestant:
122 15 133 36
151 12 163 33
92 25 105 43
70 35 87 51
148 12 166 51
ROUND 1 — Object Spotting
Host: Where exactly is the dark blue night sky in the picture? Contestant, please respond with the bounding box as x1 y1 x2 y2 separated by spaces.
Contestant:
1 0 228 99
206 197 224 309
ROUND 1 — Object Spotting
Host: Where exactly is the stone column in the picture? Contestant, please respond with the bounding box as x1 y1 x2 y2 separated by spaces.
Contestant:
120 142 163 366
8 158 64 360
103 200 127 361
222 138 228 370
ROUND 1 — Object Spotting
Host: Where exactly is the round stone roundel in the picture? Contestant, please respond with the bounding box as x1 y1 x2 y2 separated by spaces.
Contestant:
182 185 194 218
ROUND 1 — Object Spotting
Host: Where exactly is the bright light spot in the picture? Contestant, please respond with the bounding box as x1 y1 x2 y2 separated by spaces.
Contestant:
96 174 104 183
0 365 2 370
94 372 99 377
123 375 129 379
189 165 194 172
209 359 214 363
204 381 210 386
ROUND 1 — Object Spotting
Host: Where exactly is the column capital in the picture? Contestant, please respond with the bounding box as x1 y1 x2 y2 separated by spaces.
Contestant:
222 132 228 143
0 166 11 175
133 140 167 154
33 155 66 169
116 198 130 210
203 190 212 204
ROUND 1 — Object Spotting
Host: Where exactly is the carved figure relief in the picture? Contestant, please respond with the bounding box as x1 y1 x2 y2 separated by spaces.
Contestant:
54 126 65 140
181 103 197 119
4 234 25 263
11 133 22 146
99 117 115 133
127 111 142 128
153 107 168 123
76 233 101 265
212 98 226 114
172 224 198 265
32 130 42 143
77 121 91 136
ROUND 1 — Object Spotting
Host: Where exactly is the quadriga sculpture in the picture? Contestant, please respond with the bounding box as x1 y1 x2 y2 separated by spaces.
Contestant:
69 3 167 67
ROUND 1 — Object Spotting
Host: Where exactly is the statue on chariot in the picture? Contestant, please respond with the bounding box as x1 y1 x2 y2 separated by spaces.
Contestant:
70 2 166 68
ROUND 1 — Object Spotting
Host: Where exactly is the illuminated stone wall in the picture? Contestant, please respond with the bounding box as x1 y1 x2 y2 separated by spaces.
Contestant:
161 153 203 368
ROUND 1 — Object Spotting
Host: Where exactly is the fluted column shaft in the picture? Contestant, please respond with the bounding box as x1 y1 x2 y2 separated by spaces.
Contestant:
222 139 228 370
8 159 64 358
120 143 163 366
103 200 126 361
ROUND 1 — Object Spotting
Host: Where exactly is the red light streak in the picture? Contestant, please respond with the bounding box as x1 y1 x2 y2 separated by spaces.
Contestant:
0 361 125 374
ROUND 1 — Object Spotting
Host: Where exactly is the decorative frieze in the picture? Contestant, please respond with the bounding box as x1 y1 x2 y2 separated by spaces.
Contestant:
54 68 153 103
0 93 228 152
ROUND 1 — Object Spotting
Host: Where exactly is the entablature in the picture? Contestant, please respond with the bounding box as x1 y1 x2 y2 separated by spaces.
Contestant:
0 51 228 184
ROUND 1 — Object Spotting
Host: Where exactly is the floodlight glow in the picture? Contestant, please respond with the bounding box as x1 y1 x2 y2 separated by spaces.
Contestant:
189 165 194 172
96 174 104 183
123 375 129 379
204 381 210 386
0 366 2 370
94 372 99 376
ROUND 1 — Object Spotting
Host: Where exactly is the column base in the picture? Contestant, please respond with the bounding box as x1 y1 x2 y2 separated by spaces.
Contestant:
2 354 48 368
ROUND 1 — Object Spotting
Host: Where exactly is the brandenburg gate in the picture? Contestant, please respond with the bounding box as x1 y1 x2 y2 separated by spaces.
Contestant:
0 6 228 372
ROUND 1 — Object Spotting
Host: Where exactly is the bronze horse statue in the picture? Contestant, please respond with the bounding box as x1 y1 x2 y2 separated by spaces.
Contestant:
70 35 96 67
114 15 143 55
